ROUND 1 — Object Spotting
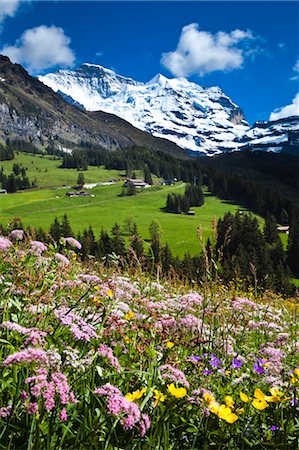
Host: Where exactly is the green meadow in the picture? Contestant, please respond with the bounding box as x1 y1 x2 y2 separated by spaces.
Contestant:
0 185 255 258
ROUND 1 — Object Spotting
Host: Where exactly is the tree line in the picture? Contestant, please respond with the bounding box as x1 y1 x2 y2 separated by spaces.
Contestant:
2 212 298 294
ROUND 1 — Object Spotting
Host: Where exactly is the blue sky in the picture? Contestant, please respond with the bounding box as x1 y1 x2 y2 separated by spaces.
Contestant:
0 1 298 124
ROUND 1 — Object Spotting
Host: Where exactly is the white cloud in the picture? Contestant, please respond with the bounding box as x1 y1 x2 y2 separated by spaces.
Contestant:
0 0 21 24
161 23 257 77
290 59 299 81
1 25 75 73
269 93 299 121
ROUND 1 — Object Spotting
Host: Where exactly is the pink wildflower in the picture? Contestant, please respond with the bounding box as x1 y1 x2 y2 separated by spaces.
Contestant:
98 344 121 373
64 237 82 250
159 364 190 388
0 236 12 251
54 308 98 341
26 402 38 414
0 406 12 417
30 241 47 255
9 229 24 240
59 408 68 421
3 348 49 366
55 253 70 266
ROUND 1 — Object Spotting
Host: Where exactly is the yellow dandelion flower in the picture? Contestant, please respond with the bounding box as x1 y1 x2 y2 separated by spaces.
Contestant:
125 388 146 402
125 311 135 321
167 383 187 399
152 389 166 407
166 341 174 349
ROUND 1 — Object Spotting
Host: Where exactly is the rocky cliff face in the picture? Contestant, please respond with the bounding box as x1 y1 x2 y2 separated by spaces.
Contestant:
0 56 185 157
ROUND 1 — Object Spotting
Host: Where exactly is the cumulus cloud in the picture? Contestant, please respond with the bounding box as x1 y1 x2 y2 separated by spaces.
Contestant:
0 0 21 24
1 25 75 73
269 93 299 121
161 23 257 77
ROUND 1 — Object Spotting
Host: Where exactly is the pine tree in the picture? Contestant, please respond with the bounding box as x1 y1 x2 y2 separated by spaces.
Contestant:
60 214 73 237
144 164 153 185
287 217 299 277
263 214 279 244
49 217 61 242
77 172 85 188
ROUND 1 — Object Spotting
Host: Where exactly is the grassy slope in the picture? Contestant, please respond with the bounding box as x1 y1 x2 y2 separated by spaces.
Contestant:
0 183 255 258
0 152 123 188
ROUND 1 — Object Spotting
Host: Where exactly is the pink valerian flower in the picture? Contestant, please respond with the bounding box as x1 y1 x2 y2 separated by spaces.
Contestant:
179 292 203 309
0 405 12 417
78 274 100 284
26 402 38 414
55 253 70 266
0 236 12 251
159 364 190 388
24 369 76 415
1 321 47 346
59 408 68 421
3 348 49 366
30 241 47 255
54 308 98 342
97 344 121 373
139 414 151 437
64 237 82 250
9 229 24 240
94 384 149 436
231 297 258 311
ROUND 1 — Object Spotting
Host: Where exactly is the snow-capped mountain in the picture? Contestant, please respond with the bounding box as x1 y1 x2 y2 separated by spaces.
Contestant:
39 64 299 156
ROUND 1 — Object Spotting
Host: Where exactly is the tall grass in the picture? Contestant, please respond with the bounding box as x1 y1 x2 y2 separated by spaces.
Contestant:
0 234 298 449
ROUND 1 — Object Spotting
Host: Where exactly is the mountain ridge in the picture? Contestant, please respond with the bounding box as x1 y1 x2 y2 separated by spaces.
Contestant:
0 55 187 158
39 63 299 156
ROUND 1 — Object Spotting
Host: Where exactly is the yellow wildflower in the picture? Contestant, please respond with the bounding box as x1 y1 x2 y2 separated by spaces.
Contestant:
252 398 268 410
217 404 238 424
236 407 245 414
124 336 131 344
294 368 299 378
125 311 135 321
125 388 146 402
224 395 235 408
166 341 174 349
107 289 113 298
152 389 166 407
252 388 268 410
167 383 187 399
209 401 220 414
240 392 249 403
203 393 215 405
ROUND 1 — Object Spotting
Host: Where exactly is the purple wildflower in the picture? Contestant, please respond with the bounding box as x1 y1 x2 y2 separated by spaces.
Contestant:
190 355 201 363
202 369 212 376
270 426 278 431
26 402 38 414
209 354 222 368
231 358 243 369
253 362 265 375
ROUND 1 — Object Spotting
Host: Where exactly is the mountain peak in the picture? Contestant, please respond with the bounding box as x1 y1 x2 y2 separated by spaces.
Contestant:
147 73 169 86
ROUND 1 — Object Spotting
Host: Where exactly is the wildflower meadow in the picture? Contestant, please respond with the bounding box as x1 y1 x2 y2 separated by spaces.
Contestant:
0 233 298 449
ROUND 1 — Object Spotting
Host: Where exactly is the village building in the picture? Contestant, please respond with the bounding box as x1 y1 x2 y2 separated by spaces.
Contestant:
123 179 150 189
